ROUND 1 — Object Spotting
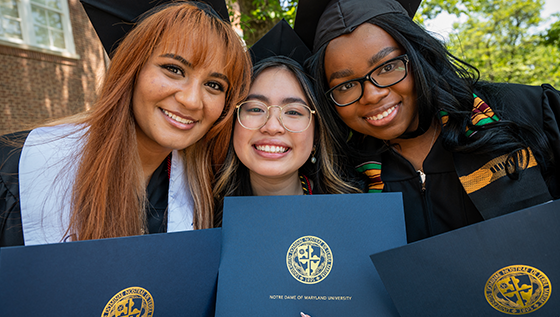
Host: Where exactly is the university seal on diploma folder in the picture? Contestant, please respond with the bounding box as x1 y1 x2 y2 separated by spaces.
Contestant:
286 235 333 284
101 286 154 317
485 265 551 315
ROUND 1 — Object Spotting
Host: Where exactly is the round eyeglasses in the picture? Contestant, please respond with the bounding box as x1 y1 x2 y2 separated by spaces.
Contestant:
236 100 315 133
326 54 409 107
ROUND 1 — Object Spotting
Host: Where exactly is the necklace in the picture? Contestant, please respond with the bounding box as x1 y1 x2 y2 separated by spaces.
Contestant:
417 126 438 190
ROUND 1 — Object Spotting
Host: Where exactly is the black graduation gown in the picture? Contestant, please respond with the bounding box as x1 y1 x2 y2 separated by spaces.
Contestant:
355 83 560 243
0 131 169 247
380 135 483 243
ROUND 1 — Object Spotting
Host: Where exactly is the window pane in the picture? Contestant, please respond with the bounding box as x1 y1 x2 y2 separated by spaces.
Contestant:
1 16 23 40
32 5 47 26
5 0 73 53
52 29 64 48
34 24 49 45
46 0 61 10
47 10 62 29
0 0 19 18
0 0 17 6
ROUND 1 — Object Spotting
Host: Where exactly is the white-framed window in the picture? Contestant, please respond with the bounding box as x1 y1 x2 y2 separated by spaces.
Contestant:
0 0 76 56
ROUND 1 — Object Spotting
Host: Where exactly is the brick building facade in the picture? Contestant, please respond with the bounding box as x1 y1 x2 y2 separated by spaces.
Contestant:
0 0 107 135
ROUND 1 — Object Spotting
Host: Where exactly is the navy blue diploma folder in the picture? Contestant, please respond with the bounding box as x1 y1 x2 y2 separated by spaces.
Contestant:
215 193 406 316
0 228 221 316
370 199 560 317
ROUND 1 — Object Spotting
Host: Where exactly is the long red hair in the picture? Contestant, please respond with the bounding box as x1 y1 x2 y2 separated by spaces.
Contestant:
65 2 250 240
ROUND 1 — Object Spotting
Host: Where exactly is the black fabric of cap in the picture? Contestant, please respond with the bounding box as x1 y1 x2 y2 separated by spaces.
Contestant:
294 0 421 52
249 18 311 66
80 0 230 56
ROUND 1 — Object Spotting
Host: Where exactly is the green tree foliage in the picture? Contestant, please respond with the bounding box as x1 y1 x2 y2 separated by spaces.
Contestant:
543 14 560 47
420 0 560 87
229 0 297 46
232 0 559 86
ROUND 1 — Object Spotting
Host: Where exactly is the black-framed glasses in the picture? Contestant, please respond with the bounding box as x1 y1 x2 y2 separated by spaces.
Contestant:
236 100 315 133
326 54 409 107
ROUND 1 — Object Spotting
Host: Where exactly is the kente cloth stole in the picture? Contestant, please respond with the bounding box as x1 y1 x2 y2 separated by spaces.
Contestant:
300 174 312 195
357 94 515 193
356 161 383 193
439 94 500 136
457 148 538 195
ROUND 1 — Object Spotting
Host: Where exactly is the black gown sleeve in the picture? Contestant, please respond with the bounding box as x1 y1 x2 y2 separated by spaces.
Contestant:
477 83 560 199
539 84 560 198
0 131 30 247
500 83 560 198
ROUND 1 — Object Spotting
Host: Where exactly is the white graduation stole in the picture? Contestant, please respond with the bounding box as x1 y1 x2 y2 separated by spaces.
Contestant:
19 125 193 246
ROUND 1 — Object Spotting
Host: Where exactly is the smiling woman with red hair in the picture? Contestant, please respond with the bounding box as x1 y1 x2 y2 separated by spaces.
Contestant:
0 1 251 246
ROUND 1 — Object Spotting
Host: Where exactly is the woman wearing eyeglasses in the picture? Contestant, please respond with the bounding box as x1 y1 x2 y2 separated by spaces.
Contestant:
213 54 363 226
234 61 316 195
296 0 560 243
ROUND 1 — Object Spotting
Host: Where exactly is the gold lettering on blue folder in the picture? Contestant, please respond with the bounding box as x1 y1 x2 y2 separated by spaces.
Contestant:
102 286 154 317
485 265 551 314
286 236 333 284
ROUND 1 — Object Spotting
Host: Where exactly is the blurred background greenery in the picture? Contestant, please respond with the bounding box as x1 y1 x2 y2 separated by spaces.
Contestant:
231 0 560 87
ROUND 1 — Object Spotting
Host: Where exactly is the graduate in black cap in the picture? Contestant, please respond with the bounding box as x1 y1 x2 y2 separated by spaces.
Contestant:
295 0 560 243
213 19 363 227
0 1 251 247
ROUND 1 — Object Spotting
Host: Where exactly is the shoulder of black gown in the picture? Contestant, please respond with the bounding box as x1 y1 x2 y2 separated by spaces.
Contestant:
536 84 560 197
473 82 559 126
460 83 558 216
0 130 30 247
478 83 560 198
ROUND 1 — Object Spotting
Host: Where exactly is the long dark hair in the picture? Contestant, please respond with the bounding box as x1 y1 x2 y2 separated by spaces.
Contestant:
308 13 552 178
213 56 363 226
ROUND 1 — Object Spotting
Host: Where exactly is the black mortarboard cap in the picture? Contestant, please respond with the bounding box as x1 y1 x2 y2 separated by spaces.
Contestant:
294 0 422 52
80 0 230 56
249 18 311 67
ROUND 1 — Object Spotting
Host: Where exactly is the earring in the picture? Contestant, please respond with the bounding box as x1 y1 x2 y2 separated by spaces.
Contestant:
310 145 317 164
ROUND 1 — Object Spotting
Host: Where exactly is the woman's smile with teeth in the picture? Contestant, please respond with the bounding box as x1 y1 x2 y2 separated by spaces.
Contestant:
255 144 289 153
162 108 194 124
367 105 396 121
